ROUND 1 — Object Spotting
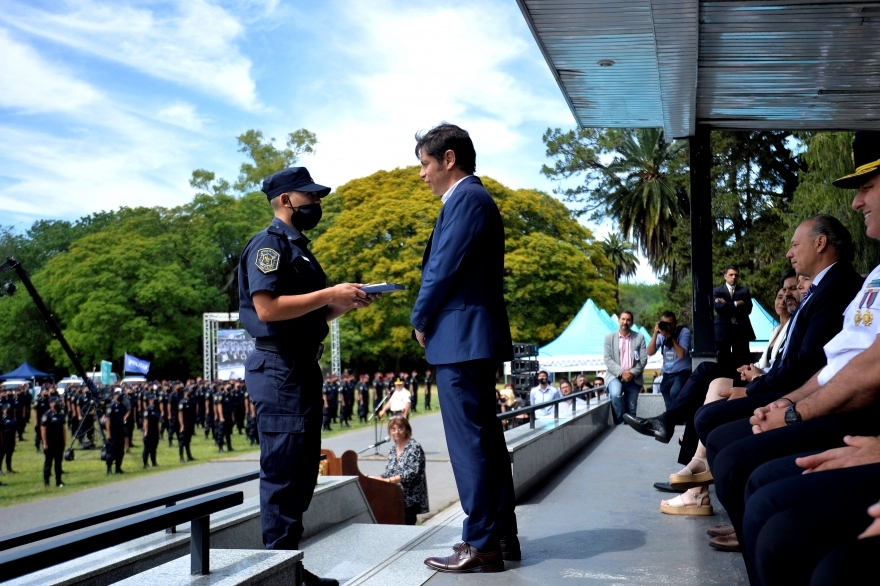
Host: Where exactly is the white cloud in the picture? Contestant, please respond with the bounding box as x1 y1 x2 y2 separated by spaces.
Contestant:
156 101 207 132
0 0 260 111
0 27 102 113
282 0 574 193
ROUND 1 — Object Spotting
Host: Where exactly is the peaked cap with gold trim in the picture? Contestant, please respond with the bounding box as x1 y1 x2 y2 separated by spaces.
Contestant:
833 131 880 189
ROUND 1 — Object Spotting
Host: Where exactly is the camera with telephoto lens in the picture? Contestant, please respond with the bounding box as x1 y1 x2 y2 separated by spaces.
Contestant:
658 321 673 334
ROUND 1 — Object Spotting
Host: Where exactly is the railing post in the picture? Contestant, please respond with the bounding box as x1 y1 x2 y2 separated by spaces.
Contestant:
191 515 210 575
166 502 177 534
554 403 559 420
529 410 535 429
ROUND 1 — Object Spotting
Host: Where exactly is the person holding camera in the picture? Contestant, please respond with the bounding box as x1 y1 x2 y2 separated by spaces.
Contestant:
647 311 692 410
41 397 66 488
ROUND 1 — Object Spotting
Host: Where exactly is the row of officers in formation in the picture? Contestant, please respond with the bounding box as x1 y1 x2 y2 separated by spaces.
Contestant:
320 370 434 431
0 370 435 487
0 379 259 488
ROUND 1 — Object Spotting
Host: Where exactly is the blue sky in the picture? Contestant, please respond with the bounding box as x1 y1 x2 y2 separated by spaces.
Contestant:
0 0 657 283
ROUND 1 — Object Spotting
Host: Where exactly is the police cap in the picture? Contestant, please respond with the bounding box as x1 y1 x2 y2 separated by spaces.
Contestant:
261 167 331 200
833 131 880 189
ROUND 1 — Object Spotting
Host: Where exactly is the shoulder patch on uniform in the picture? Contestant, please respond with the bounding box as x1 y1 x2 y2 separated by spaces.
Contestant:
255 248 281 274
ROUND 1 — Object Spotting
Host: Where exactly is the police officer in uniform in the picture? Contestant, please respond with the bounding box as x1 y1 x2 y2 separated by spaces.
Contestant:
239 167 374 586
142 395 161 468
104 391 127 475
41 397 66 487
177 387 197 462
33 389 50 453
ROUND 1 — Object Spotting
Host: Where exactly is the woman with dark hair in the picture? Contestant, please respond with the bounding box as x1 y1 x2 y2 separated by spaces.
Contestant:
367 416 429 525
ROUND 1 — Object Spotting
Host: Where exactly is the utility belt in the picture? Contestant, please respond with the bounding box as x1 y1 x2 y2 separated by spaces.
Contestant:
254 338 324 362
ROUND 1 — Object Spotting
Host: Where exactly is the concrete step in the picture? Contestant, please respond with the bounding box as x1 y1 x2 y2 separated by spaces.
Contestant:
299 504 467 586
111 549 302 586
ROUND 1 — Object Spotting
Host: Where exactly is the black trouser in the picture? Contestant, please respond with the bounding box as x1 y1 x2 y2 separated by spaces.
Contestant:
142 435 158 466
222 417 234 449
1 435 14 471
235 407 245 433
178 427 194 459
43 446 62 485
245 348 323 550
404 503 421 526
425 387 432 409
205 414 214 438
107 436 125 471
810 535 880 586
34 425 42 452
706 408 880 584
716 336 751 375
168 418 178 446
410 391 418 413
694 390 785 447
743 457 879 586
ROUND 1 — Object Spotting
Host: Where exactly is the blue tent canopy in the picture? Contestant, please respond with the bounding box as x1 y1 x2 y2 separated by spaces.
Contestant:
0 361 53 380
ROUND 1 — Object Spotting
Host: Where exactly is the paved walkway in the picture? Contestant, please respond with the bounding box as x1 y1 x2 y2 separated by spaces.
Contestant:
0 411 456 537
426 424 747 585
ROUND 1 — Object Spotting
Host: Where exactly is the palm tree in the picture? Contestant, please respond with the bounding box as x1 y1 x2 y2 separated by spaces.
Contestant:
604 128 686 274
601 233 639 306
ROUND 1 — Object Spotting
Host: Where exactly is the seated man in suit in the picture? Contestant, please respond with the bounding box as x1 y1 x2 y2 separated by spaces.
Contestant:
603 311 648 424
702 135 880 571
713 265 756 373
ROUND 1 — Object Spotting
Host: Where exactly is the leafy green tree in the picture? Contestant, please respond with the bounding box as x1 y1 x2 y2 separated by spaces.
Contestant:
36 208 223 377
600 233 639 307
789 132 880 274
314 167 616 368
542 127 687 274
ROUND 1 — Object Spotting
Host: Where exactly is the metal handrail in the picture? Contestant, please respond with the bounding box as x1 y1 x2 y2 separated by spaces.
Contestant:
0 471 258 551
497 386 607 429
0 491 243 580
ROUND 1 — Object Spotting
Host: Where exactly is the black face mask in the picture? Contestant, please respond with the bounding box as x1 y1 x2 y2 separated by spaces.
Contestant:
290 203 323 231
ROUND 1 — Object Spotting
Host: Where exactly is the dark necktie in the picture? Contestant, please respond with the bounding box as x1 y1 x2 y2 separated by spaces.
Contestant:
791 283 817 317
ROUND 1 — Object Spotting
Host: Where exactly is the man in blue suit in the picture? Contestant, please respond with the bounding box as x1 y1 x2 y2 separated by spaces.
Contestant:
412 124 516 574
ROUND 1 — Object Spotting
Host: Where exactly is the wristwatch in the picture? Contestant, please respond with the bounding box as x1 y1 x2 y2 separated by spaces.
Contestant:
784 404 802 425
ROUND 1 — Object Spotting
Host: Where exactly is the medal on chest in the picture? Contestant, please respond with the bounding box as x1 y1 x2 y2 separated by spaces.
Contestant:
855 280 880 326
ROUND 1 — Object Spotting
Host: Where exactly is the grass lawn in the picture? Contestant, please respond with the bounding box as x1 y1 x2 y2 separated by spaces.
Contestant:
0 403 441 509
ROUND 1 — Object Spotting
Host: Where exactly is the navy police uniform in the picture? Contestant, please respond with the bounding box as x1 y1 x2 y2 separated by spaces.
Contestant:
239 167 332 552
41 404 65 487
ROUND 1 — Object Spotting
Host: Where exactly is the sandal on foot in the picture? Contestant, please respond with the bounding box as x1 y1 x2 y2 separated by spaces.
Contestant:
669 456 714 489
660 488 713 516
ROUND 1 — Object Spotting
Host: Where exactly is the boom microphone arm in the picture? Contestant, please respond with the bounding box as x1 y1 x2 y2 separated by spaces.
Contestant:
0 256 94 393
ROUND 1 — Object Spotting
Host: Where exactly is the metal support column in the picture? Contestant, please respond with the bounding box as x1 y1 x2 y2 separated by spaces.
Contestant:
330 319 341 376
689 126 715 364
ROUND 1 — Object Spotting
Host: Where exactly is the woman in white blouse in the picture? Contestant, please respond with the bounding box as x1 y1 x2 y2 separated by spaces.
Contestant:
661 279 796 516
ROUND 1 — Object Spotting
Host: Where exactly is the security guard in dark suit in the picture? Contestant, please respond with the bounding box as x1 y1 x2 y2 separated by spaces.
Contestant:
713 265 756 374
239 167 373 586
41 398 66 487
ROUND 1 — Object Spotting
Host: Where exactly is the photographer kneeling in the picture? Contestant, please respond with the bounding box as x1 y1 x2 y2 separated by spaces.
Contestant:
648 311 692 410
366 416 428 525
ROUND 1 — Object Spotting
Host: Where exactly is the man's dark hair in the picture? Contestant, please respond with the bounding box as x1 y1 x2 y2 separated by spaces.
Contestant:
779 267 796 289
558 378 570 387
806 214 854 262
537 370 549 377
660 311 677 321
620 310 634 321
723 264 739 274
414 123 476 174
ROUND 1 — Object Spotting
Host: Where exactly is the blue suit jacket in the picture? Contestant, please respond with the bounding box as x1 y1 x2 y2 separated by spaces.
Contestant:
411 176 513 365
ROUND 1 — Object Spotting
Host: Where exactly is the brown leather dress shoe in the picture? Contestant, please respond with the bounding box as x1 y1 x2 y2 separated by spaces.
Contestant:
708 534 741 552
707 523 735 537
425 543 504 573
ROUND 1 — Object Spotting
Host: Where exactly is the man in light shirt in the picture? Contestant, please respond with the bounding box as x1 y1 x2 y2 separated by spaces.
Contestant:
529 370 561 417
603 311 648 424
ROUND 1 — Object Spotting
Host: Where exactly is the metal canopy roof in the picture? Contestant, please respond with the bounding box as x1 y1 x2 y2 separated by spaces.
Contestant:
517 0 880 138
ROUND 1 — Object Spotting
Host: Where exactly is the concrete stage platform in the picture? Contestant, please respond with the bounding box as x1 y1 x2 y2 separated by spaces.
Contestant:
425 423 747 586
